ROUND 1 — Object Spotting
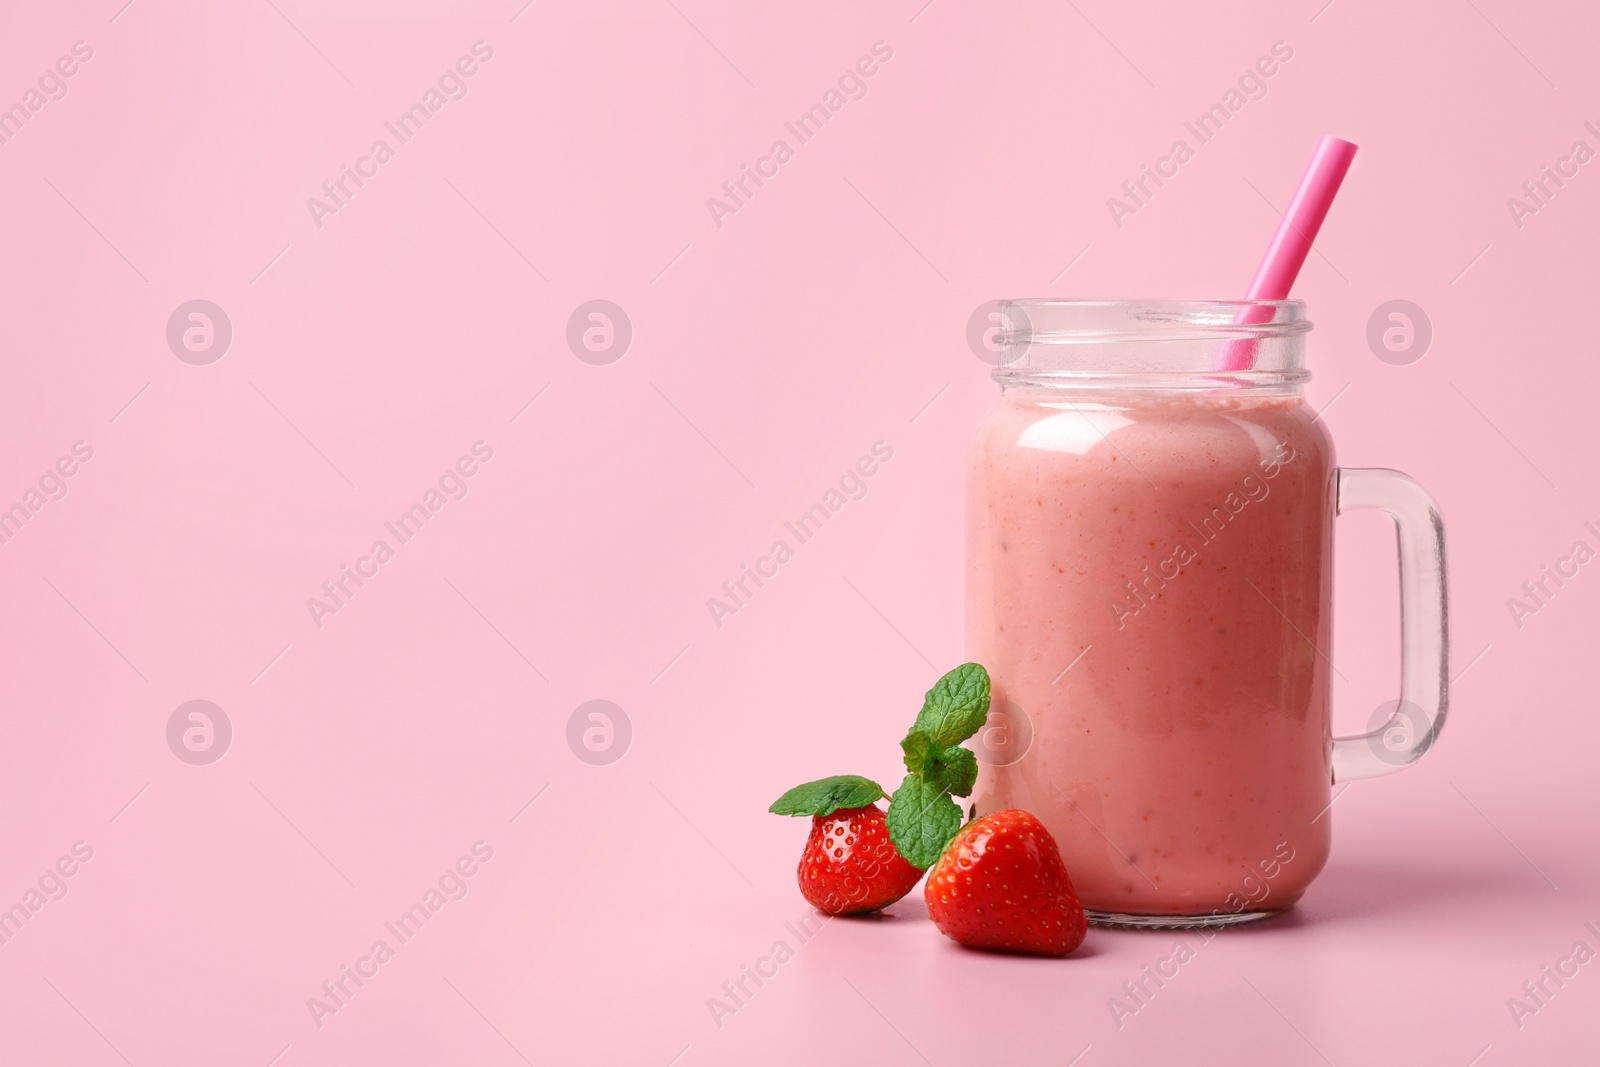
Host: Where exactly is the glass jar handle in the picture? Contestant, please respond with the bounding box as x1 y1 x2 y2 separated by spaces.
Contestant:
1331 468 1449 782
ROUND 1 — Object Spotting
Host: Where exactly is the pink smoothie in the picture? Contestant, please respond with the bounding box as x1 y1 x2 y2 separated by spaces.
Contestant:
967 389 1334 918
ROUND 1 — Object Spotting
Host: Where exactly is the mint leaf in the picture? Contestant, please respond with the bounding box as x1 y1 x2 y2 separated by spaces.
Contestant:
886 773 963 869
899 730 940 778
899 731 978 798
933 745 978 798
910 663 991 748
768 775 887 817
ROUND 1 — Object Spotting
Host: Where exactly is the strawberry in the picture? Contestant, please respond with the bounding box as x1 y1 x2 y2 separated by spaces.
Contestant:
767 665 999 914
770 777 923 915
925 808 1086 956
797 805 923 915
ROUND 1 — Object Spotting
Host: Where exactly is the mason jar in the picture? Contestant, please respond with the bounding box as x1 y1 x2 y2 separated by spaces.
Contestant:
966 299 1448 926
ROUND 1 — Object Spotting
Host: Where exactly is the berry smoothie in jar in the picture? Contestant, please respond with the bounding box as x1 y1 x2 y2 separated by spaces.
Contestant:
966 299 1447 926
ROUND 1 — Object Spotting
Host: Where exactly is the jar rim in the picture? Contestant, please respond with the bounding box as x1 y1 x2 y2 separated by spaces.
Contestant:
990 299 1311 391
998 299 1311 345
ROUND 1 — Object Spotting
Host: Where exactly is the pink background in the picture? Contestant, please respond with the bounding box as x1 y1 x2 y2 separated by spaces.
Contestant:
1 0 1596 1063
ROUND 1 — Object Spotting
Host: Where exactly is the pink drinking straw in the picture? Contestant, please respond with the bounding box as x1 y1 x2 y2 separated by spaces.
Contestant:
1214 135 1359 371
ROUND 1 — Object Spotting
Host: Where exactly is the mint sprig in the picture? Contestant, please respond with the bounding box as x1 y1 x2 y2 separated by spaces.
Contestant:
909 663 991 747
884 774 963 870
768 774 888 817
899 730 977 798
765 663 993 872
886 663 991 869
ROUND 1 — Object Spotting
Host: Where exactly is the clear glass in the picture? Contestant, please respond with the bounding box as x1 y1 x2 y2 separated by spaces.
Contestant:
966 299 1448 927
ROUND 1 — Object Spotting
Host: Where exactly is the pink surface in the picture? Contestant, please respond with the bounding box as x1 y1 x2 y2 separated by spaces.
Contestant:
0 1 1596 1065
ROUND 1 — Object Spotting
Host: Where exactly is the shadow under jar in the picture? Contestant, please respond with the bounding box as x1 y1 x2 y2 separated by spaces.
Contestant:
966 299 1448 928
